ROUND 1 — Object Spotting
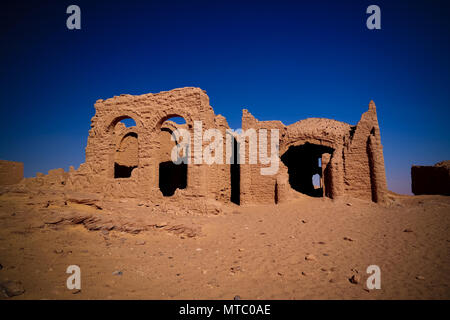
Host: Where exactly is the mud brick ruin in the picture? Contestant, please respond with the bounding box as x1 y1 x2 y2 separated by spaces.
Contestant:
1 87 389 209
0 160 23 185
411 161 450 196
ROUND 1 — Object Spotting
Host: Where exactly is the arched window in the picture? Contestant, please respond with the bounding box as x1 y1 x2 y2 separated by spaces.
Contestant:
114 132 138 178
113 117 137 135
158 116 188 196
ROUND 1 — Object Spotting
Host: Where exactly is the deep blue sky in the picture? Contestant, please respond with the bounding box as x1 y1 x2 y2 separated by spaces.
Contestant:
1 0 449 194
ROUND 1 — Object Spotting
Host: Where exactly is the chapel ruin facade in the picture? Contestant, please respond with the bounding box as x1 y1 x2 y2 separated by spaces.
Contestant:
16 87 388 206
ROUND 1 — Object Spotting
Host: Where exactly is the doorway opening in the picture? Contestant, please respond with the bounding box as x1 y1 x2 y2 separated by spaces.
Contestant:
280 143 333 197
158 116 188 196
114 131 138 178
230 136 240 205
159 162 187 196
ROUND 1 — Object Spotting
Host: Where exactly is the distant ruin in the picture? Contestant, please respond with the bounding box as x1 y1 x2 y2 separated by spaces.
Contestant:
3 87 389 207
411 161 450 196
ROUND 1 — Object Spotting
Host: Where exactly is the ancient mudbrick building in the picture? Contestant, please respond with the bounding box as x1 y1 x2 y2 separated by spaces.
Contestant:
411 161 450 196
19 87 388 207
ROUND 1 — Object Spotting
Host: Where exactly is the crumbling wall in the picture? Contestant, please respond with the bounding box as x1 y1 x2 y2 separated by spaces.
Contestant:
22 168 70 189
411 161 450 195
11 87 388 208
0 160 23 185
235 102 388 205
240 112 354 204
67 87 228 203
240 110 284 205
282 118 350 199
210 114 233 203
343 101 388 203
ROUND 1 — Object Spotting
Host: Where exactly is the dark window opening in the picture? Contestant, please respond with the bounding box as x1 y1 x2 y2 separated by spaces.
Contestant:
230 136 240 205
114 163 137 178
114 132 138 179
281 143 334 197
159 161 187 196
274 183 279 204
349 126 356 139
158 115 188 196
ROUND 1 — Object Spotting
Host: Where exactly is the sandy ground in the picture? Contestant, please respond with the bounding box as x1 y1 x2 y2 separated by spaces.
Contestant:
0 191 449 300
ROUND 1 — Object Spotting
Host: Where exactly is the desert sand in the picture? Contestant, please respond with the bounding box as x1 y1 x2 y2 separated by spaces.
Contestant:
0 189 449 300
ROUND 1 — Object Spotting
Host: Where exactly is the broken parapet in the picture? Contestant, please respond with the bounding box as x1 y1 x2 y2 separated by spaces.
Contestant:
0 160 23 185
411 161 450 196
21 167 70 190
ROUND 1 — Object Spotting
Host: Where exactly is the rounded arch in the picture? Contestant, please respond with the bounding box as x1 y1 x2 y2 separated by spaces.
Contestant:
104 112 143 134
115 127 138 143
120 131 138 141
161 120 188 134
155 111 192 131
114 130 139 179
282 118 350 155
157 114 188 197
280 138 337 156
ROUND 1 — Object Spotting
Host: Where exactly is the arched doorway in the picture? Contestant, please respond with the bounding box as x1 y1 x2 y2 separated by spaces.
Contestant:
158 116 188 196
281 143 334 197
113 118 138 179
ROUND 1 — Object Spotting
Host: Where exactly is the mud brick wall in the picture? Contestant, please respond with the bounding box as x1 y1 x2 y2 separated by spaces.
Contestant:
17 87 389 207
411 163 450 195
0 160 23 185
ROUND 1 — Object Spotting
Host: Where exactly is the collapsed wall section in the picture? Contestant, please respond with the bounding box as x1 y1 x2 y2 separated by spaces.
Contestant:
343 101 388 203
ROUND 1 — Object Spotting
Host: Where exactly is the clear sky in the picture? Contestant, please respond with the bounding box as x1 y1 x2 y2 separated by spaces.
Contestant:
1 0 449 194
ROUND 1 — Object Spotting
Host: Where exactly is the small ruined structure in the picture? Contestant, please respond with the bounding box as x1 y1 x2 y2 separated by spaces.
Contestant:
0 160 23 185
411 161 450 196
10 87 388 208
